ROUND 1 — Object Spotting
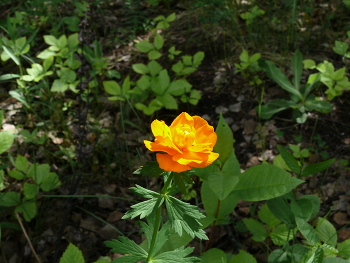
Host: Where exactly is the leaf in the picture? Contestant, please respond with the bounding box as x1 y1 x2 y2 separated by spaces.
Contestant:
133 63 149 74
259 59 302 99
268 249 290 263
295 217 319 244
229 250 257 263
301 159 335 177
148 50 162 60
157 94 178 110
333 41 349 55
57 68 76 83
134 162 164 177
59 243 85 263
267 195 295 226
200 248 227 263
258 204 281 229
291 198 313 221
0 131 14 154
154 34 164 50
165 196 207 239
103 81 121 96
172 61 184 74
2 45 20 65
258 99 298 119
292 50 303 90
323 258 350 263
15 200 37 221
270 224 296 246
316 217 337 247
104 237 148 263
136 41 154 53
167 79 192 96
151 69 170 95
123 196 162 219
337 239 350 259
243 218 268 242
303 59 316 69
166 13 176 22
152 247 200 263
193 52 205 67
23 183 39 200
0 73 20 81
277 145 301 174
51 79 68 92
44 35 59 47
289 244 309 262
298 195 320 220
40 172 61 191
214 114 234 167
15 155 28 172
8 170 25 180
232 164 304 201
201 180 239 224
148 60 162 76
0 191 21 207
305 99 332 113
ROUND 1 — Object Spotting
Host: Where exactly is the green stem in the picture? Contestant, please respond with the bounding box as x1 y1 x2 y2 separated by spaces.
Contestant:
147 173 174 261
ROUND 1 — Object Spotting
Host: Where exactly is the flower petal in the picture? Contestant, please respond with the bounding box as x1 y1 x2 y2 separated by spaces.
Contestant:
172 150 204 165
170 112 194 128
144 140 181 155
189 152 219 168
151 120 171 137
156 153 191 172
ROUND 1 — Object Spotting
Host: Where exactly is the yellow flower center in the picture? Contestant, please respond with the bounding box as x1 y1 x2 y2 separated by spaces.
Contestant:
172 124 195 149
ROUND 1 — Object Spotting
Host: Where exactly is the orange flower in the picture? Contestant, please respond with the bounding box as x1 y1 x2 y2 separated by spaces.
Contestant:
144 112 219 173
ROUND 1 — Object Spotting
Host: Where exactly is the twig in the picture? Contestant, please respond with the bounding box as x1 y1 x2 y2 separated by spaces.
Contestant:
15 212 42 263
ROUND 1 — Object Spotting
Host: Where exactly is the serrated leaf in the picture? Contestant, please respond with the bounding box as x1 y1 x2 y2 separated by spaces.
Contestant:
8 170 24 180
268 249 290 263
214 114 234 167
0 191 21 206
157 94 178 110
167 79 192 96
316 217 337 247
15 200 37 221
229 250 257 263
232 165 303 201
59 243 85 263
301 159 335 177
289 244 309 262
105 237 148 263
40 172 61 191
23 183 39 200
134 162 164 177
152 247 200 263
165 196 207 239
15 155 28 172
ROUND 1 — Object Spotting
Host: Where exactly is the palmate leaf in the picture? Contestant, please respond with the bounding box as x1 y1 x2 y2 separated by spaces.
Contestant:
152 247 200 263
104 237 148 263
165 196 207 240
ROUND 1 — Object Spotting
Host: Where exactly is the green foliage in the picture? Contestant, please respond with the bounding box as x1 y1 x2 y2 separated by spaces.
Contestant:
258 50 332 123
59 243 85 263
304 59 350 100
104 14 204 115
240 6 265 25
235 50 262 85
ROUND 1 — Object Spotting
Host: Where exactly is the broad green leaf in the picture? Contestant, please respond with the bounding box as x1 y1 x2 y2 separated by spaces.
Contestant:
298 195 320 220
277 145 301 174
154 34 164 50
201 180 239 224
152 247 200 263
243 218 268 242
136 41 154 53
193 52 204 67
59 243 84 263
268 249 290 263
239 50 249 62
43 56 54 71
200 248 227 263
23 183 39 200
258 204 281 229
105 237 148 263
122 75 131 94
133 63 149 74
57 35 67 49
183 89 201 105
229 250 257 263
308 247 324 263
0 191 21 206
2 46 20 65
0 73 20 81
67 33 79 49
333 41 349 55
0 131 14 154
172 61 184 74
267 196 295 226
337 239 350 259
156 21 170 29
316 217 337 247
214 114 234 167
9 90 30 108
40 172 61 191
207 151 240 200
259 59 302 99
289 244 309 262
44 35 59 47
295 217 319 244
151 69 170 95
103 81 121 96
270 224 296 246
51 79 68 92
232 164 303 201
167 79 192 96
305 99 332 113
303 59 316 69
157 94 178 110
258 99 298 119
15 200 37 221
37 49 56 59
291 198 312 221
301 159 335 177
57 68 76 83
15 155 28 172
273 154 291 171
148 60 162 76
323 258 349 263
136 75 151 90
292 50 303 90
180 67 197 75
148 50 162 60
166 13 176 22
